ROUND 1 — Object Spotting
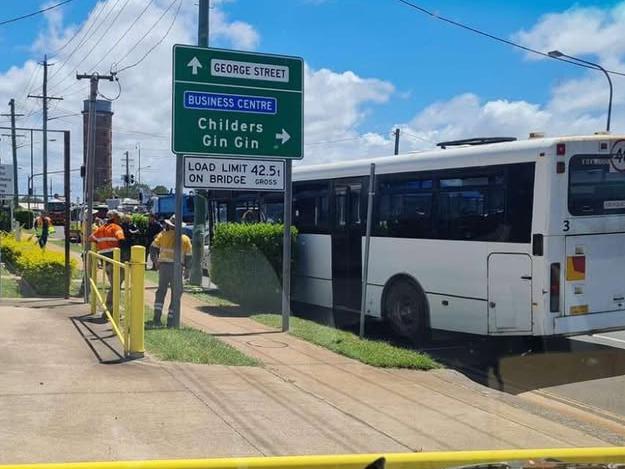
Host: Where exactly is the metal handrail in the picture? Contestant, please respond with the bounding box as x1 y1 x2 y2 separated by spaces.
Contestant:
87 245 145 358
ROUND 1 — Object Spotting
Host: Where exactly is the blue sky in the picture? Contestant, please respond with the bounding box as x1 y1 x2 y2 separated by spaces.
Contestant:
0 0 623 191
0 0 615 129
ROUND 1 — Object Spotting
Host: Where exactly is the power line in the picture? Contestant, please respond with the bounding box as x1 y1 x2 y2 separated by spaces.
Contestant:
0 0 75 27
48 0 125 92
49 1 100 58
98 79 122 101
52 0 156 97
305 136 365 146
52 0 131 94
399 129 435 144
396 0 625 78
116 0 182 73
47 0 111 83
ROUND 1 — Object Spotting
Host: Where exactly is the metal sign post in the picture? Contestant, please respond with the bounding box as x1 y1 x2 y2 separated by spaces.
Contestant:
282 160 293 332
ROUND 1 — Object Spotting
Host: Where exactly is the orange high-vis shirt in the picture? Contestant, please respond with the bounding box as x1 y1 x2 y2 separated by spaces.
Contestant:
90 222 125 254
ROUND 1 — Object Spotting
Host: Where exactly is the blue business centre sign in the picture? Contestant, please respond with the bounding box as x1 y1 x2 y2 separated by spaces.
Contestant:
183 91 277 115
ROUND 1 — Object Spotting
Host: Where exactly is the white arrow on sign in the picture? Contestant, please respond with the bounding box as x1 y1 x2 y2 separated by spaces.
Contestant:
187 57 202 75
275 129 290 145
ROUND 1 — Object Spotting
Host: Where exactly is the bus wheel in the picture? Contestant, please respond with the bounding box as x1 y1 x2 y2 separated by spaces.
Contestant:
385 279 428 343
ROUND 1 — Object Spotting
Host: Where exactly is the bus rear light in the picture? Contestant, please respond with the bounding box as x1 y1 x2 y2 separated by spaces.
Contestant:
550 263 561 313
567 255 586 281
556 161 566 173
556 143 566 155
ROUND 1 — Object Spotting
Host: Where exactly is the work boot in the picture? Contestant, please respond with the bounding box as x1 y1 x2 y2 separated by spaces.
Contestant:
152 312 162 327
166 313 175 328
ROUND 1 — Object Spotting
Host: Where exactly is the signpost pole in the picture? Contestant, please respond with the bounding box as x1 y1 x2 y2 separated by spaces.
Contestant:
172 156 184 329
281 160 292 332
190 0 210 286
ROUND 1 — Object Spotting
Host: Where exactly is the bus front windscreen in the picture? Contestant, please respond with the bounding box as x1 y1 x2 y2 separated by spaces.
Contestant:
569 155 625 215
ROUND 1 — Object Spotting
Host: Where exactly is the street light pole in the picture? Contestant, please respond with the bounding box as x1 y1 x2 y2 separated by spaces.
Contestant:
548 50 613 132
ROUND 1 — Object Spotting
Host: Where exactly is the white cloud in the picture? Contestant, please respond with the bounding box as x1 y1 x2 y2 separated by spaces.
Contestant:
2 0 625 200
512 4 625 62
302 66 394 163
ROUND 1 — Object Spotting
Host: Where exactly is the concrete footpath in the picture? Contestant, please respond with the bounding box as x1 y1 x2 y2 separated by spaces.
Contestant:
147 289 625 449
0 295 620 464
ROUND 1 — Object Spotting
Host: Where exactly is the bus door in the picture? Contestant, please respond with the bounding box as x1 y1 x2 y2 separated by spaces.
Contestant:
331 179 363 312
487 253 532 333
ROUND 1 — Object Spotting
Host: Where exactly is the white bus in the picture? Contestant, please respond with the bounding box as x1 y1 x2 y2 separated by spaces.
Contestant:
291 134 625 342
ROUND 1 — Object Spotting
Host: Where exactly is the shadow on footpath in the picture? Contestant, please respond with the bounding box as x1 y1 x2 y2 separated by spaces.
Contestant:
69 313 127 364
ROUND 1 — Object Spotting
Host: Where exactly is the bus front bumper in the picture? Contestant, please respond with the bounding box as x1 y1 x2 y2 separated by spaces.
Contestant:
554 309 625 335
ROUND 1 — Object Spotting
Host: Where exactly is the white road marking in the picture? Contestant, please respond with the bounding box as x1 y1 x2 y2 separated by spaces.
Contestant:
593 334 625 345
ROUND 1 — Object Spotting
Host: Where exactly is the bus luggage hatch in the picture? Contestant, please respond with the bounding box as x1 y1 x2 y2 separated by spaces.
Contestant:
488 253 532 333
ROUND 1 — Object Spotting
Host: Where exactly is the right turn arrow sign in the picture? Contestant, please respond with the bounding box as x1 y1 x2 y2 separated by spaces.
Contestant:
275 129 291 144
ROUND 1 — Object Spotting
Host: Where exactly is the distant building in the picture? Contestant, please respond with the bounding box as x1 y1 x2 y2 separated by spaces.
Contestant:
82 99 113 192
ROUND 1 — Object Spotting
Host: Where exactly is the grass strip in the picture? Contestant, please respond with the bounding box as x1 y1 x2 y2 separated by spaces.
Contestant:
0 266 20 298
253 314 439 370
143 306 259 366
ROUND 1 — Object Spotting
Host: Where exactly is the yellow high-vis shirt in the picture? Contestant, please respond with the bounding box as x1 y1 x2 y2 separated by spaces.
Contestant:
152 230 192 263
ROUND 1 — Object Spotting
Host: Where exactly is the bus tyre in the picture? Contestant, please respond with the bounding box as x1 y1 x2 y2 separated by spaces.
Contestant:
386 279 428 343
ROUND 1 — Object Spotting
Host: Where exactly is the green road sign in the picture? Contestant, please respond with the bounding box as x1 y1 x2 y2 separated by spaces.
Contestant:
172 45 304 159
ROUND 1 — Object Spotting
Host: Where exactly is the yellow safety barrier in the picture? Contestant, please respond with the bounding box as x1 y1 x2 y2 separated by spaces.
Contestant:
1 447 625 469
87 245 145 359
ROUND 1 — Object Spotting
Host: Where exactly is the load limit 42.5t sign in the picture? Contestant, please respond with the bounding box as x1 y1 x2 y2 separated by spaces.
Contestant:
184 156 285 191
172 45 303 160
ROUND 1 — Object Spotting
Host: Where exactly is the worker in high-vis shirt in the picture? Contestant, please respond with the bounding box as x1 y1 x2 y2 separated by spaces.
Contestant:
89 210 125 322
151 215 191 327
34 211 55 248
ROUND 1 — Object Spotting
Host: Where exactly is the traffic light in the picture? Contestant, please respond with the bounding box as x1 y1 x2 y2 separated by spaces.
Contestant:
130 174 135 184
122 175 128 183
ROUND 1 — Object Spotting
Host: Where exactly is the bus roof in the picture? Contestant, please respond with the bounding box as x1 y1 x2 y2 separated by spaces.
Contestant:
293 134 625 182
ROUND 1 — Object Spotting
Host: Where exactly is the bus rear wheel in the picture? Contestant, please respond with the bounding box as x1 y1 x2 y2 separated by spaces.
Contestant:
385 279 428 343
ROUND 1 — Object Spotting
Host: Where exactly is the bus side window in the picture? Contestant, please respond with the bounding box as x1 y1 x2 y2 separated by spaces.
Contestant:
375 174 433 239
437 173 504 241
506 162 535 243
293 182 330 233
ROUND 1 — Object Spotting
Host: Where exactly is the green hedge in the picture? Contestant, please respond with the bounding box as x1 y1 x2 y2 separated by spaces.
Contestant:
0 233 76 296
131 213 148 232
210 223 297 308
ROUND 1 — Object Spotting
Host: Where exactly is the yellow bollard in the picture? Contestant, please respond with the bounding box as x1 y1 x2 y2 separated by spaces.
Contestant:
128 245 145 358
112 248 121 328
